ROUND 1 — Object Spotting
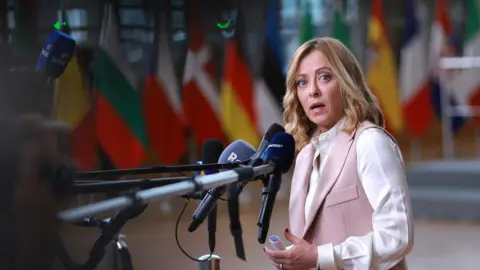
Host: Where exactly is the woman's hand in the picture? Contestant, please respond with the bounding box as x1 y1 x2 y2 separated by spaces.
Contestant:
264 228 318 270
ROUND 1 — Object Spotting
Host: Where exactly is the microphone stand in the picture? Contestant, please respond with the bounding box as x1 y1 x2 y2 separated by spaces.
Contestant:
83 200 147 270
75 162 246 180
56 191 149 270
58 165 274 222
72 177 193 194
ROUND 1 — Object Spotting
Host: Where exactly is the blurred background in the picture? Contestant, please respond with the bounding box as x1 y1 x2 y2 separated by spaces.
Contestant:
2 0 480 269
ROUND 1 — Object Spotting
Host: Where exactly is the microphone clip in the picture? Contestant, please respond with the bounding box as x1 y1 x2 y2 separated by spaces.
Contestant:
83 191 148 269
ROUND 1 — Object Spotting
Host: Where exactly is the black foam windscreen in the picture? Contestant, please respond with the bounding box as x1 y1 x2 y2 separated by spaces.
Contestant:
265 123 285 140
201 139 225 164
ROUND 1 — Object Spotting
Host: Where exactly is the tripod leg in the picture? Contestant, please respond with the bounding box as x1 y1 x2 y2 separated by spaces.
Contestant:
106 238 119 270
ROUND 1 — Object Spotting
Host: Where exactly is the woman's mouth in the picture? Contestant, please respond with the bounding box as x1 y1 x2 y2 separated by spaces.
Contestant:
310 103 326 114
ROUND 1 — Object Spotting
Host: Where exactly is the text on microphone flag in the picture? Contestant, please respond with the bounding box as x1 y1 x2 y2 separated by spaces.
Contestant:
37 29 76 79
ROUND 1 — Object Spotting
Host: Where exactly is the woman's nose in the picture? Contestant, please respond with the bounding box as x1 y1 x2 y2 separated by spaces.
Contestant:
308 83 320 97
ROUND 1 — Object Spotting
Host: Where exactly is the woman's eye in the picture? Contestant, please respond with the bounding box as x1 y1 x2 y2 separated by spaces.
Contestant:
319 74 331 82
296 80 307 87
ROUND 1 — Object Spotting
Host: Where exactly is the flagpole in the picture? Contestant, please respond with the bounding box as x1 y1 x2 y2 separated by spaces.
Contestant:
474 127 480 158
439 73 455 160
409 139 421 161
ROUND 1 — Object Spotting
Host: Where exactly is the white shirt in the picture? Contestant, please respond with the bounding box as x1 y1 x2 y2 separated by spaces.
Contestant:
302 119 414 270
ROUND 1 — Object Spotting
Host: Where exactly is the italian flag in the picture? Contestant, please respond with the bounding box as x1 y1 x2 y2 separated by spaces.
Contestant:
332 3 351 50
94 3 147 168
451 0 480 126
299 1 314 44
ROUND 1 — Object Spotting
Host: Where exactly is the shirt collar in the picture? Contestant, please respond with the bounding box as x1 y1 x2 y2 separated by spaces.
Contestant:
311 117 346 148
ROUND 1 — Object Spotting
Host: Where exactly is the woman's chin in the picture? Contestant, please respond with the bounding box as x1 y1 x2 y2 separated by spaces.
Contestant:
309 116 329 127
313 119 341 133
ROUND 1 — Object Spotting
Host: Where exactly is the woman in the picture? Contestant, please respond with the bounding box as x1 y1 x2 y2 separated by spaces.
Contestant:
264 37 413 270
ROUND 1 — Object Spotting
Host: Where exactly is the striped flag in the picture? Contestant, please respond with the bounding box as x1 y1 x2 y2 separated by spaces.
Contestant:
464 0 480 121
367 0 403 133
182 6 225 148
332 3 351 49
143 17 186 165
400 0 432 138
447 0 480 126
53 55 97 171
299 1 315 44
52 10 97 171
429 0 466 133
94 3 147 168
255 0 284 135
221 40 260 146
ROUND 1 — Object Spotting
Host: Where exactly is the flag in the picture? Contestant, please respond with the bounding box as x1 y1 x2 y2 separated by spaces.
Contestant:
399 0 432 138
52 10 97 171
53 55 98 171
429 0 466 133
94 3 147 168
255 0 284 134
447 0 480 126
221 39 260 147
182 6 225 148
367 0 403 133
143 18 185 165
299 1 315 44
332 3 351 49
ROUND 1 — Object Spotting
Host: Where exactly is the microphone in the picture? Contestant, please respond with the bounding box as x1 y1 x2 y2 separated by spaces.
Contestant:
250 123 285 161
188 139 256 233
57 138 295 222
238 123 285 192
257 132 295 244
200 139 224 254
36 30 76 80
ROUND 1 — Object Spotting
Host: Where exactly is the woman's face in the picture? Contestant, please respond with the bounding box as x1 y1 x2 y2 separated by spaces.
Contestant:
295 50 344 132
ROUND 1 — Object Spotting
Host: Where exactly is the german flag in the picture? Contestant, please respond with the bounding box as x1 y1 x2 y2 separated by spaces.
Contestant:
221 39 260 147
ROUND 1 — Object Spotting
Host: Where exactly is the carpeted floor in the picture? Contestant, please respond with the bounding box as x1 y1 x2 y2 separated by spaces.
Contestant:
53 198 480 270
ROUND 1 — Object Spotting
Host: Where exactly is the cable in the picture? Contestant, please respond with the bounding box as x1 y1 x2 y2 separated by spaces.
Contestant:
205 189 228 201
174 198 214 262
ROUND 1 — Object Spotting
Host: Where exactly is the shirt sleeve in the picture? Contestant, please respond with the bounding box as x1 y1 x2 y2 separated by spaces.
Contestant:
316 128 414 270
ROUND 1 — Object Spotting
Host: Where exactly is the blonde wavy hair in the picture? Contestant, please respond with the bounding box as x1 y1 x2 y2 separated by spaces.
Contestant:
283 37 384 151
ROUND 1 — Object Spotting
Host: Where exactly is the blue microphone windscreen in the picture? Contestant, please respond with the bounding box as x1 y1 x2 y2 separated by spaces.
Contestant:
218 140 256 165
37 30 76 79
264 132 295 173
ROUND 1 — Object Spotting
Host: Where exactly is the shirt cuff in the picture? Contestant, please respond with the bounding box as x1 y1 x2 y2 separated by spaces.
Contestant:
317 243 337 270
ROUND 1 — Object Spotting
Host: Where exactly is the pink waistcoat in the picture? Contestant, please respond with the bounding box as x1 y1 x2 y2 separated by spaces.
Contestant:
288 122 406 270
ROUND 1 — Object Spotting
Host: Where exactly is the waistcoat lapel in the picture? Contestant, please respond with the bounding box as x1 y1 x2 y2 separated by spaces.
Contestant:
289 144 314 237
302 130 356 237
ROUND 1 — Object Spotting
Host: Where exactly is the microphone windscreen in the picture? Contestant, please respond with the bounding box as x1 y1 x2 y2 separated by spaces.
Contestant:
37 30 76 79
218 140 256 164
265 123 285 140
201 139 224 164
263 133 295 173
201 139 224 175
